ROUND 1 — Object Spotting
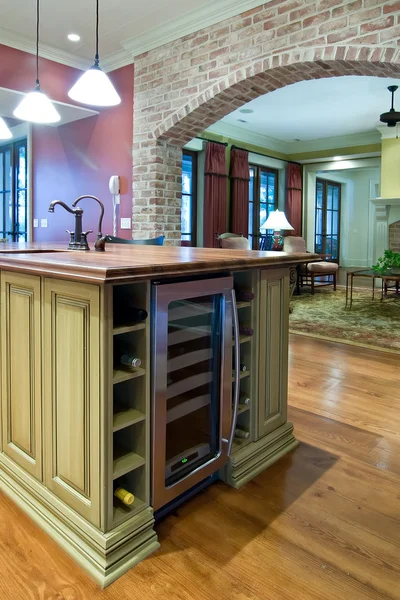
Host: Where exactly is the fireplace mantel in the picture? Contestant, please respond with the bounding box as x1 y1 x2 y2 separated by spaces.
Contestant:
369 197 400 263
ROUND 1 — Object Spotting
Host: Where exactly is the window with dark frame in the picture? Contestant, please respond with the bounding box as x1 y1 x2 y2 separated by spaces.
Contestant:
0 138 28 242
248 165 278 250
315 178 340 261
181 150 198 246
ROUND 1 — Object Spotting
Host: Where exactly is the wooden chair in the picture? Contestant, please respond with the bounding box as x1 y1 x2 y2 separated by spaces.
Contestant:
107 235 165 245
283 236 339 295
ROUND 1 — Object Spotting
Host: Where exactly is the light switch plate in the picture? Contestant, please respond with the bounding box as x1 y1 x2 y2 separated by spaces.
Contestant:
40 219 48 228
33 219 39 228
120 218 131 230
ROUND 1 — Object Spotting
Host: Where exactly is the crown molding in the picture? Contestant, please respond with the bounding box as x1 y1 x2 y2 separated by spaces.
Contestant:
205 122 288 154
0 28 91 71
376 124 400 139
101 49 134 73
122 0 270 58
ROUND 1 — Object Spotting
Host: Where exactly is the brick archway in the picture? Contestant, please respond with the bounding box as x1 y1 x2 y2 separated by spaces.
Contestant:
133 42 400 242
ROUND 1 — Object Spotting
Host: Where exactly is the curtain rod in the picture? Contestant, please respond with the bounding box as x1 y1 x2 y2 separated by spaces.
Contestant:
196 136 228 147
231 144 301 166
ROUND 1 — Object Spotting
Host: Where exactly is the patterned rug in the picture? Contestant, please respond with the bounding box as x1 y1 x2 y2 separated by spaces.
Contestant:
289 287 400 353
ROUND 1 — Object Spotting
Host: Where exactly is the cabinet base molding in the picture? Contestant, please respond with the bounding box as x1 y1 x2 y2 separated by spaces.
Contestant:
0 456 159 588
221 422 298 489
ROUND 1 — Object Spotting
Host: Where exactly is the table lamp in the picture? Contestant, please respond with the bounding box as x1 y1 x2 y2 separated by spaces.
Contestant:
260 210 294 251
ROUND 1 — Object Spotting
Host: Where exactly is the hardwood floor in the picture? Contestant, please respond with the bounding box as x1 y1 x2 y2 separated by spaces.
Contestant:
1 334 399 599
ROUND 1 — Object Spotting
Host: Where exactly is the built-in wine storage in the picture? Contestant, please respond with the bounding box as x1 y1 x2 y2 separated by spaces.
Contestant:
107 281 150 529
231 272 258 452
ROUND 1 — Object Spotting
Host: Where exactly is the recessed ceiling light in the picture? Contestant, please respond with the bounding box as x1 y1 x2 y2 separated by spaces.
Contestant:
68 33 80 42
237 119 248 123
239 108 254 114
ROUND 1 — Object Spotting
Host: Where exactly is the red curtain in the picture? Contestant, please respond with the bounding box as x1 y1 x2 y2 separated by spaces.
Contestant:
285 163 302 236
230 148 250 236
204 142 228 248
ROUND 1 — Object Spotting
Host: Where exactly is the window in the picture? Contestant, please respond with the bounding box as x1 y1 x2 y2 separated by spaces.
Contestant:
315 178 340 261
0 138 28 242
248 165 278 249
181 150 197 246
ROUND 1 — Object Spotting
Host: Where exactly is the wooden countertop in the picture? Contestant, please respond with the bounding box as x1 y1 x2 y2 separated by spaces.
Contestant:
0 243 318 283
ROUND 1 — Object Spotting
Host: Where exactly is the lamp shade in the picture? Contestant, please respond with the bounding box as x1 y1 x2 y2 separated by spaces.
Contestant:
13 89 61 124
260 209 294 231
0 117 12 139
68 65 121 107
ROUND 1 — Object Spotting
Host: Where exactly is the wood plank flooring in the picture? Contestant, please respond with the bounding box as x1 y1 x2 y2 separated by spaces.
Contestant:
1 334 399 599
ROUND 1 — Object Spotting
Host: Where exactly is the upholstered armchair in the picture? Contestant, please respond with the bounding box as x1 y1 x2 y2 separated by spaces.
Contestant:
283 236 339 294
216 233 251 250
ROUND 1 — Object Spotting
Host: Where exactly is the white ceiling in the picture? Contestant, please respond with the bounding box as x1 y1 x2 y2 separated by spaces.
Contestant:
0 0 263 70
221 76 400 143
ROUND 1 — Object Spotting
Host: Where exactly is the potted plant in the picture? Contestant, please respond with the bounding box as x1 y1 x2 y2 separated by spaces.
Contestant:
372 249 400 274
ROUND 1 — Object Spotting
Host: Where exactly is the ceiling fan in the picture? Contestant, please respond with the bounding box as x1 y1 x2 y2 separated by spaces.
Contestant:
380 85 400 127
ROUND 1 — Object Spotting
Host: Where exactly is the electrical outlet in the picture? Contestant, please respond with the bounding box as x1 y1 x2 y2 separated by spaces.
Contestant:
120 218 131 230
40 219 48 228
33 219 39 228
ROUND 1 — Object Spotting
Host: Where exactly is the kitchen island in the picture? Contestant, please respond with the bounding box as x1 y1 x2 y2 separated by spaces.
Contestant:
0 244 314 586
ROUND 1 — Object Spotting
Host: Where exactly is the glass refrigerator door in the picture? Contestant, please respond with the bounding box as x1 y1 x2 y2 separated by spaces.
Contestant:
152 277 233 511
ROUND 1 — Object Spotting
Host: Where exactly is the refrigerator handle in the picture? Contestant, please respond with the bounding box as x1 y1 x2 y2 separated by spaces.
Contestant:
227 288 240 455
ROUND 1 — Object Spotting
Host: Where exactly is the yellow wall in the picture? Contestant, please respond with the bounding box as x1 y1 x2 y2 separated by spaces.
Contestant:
381 138 400 198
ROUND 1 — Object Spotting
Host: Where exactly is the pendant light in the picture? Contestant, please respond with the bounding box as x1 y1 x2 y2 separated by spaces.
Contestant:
0 117 13 140
13 0 60 124
68 0 121 107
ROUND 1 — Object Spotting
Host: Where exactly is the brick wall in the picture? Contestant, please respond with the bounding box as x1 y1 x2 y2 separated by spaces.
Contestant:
132 0 400 242
389 220 400 252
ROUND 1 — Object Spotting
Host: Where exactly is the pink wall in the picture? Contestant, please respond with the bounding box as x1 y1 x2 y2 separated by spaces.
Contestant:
0 45 134 242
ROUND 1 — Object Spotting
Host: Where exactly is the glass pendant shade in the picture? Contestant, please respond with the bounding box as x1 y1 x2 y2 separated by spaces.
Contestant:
0 117 12 139
13 88 61 124
68 64 121 106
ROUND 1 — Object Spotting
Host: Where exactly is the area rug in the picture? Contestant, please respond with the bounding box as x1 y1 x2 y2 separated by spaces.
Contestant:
289 287 400 353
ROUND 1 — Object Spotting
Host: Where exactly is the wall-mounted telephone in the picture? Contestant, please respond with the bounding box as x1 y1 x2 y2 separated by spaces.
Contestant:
109 175 121 235
109 175 120 201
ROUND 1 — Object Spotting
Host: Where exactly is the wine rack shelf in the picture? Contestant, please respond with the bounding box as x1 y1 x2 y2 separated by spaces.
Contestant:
108 281 151 529
233 335 252 346
232 370 250 383
113 450 145 479
113 407 145 432
113 366 146 384
113 497 146 528
113 322 146 336
236 301 251 309
231 274 257 453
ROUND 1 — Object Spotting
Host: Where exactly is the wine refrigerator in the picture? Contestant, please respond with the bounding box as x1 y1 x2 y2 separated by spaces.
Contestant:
151 275 240 511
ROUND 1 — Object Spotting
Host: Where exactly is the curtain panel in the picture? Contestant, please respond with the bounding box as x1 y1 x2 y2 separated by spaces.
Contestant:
230 148 250 237
285 162 302 236
204 142 228 248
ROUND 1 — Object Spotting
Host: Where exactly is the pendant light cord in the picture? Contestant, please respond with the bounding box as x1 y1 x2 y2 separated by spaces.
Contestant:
94 0 99 65
36 0 40 88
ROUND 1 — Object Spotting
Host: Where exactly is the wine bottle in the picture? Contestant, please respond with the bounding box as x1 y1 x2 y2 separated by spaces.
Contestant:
239 326 254 336
234 428 250 439
236 290 255 302
127 307 148 322
114 487 135 506
120 354 142 369
239 395 250 405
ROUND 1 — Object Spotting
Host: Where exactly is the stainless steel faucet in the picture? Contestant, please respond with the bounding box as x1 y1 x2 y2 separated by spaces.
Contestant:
48 200 91 251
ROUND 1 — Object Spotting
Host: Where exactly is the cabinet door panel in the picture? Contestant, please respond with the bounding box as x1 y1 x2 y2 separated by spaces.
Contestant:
1 272 42 480
43 279 100 526
257 268 289 438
